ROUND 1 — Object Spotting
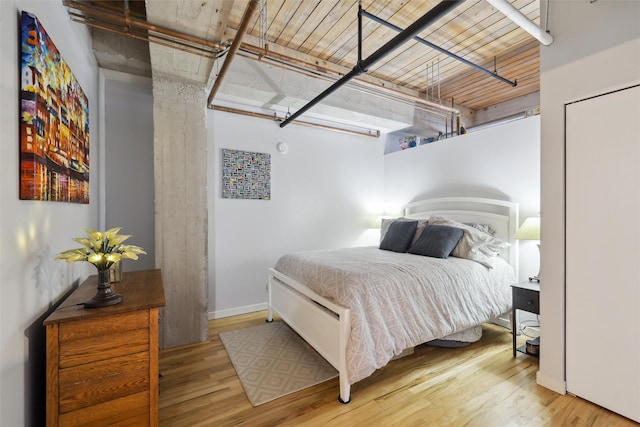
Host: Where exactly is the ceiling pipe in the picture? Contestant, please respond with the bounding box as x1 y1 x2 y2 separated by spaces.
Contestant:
123 0 131 32
361 9 517 87
208 0 260 106
234 49 457 119
64 0 227 53
485 0 553 45
235 44 459 116
68 13 222 58
213 105 381 138
280 0 465 128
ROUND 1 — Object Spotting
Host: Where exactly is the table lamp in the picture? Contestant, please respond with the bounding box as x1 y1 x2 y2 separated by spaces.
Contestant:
514 216 540 282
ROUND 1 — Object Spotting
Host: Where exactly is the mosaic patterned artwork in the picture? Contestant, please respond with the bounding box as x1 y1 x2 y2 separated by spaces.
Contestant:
222 149 271 200
20 11 90 203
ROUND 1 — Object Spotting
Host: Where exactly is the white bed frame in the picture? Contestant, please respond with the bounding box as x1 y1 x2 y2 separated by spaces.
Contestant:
267 197 519 403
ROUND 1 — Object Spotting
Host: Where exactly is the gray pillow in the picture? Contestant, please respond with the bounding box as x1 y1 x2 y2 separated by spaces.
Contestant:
407 224 463 258
379 220 418 253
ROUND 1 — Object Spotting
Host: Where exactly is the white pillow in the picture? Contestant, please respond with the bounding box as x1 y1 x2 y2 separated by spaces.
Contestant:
428 216 509 268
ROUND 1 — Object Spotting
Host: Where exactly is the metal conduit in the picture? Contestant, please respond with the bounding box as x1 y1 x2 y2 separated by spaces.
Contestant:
236 44 459 116
68 13 225 58
208 0 260 106
214 106 381 138
64 0 227 54
279 0 466 128
361 10 517 88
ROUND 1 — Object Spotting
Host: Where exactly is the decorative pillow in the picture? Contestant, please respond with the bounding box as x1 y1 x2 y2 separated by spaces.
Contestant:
407 224 463 258
379 217 398 242
428 216 510 268
380 217 428 246
411 219 429 245
379 220 418 253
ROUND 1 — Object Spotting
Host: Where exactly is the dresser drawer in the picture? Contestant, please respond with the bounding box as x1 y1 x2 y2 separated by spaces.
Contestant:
58 311 150 368
513 288 540 314
59 351 150 413
45 270 165 427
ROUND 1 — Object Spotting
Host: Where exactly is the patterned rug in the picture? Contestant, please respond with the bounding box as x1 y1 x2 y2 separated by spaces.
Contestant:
219 320 338 406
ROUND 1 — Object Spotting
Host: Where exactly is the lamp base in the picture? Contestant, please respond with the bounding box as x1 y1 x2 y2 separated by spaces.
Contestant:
529 243 541 282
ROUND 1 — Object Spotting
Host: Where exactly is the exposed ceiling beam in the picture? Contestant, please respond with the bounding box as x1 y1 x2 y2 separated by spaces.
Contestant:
280 0 466 128
360 9 517 88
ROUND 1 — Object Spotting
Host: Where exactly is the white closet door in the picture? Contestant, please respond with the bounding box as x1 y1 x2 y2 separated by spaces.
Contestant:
566 84 640 422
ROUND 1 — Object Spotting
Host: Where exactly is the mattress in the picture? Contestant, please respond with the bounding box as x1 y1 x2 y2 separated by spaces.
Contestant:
275 246 516 384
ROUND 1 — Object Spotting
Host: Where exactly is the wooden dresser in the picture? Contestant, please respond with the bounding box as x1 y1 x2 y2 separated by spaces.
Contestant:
44 269 166 426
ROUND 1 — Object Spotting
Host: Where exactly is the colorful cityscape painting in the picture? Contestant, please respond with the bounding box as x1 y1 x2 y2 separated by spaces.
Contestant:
221 149 271 200
20 11 90 203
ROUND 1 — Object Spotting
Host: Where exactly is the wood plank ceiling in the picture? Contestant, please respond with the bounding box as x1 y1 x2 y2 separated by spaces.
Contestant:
225 0 541 112
69 0 541 114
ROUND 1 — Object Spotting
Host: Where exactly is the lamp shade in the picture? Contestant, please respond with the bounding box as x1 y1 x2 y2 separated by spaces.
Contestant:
514 217 540 240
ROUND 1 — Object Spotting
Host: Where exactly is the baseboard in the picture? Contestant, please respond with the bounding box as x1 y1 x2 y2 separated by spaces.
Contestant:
490 315 511 330
536 371 567 395
208 302 268 320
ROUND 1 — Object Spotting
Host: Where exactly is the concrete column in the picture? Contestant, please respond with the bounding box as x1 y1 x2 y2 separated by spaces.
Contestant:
152 75 208 348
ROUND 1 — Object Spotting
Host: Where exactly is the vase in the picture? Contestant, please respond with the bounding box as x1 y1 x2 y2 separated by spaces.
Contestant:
83 269 123 308
109 260 123 282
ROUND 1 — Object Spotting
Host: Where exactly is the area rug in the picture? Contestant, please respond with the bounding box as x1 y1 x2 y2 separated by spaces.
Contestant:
219 320 338 406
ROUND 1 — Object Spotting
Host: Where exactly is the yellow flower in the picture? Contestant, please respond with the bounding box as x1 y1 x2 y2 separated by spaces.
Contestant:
56 227 146 271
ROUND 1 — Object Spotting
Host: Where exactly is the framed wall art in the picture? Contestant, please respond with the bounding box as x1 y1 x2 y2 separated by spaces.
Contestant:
20 11 90 203
221 149 271 200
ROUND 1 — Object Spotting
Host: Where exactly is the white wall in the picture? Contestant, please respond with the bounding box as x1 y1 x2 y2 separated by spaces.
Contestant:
208 110 385 317
208 111 540 317
384 116 541 281
103 71 155 272
539 1 640 394
0 1 99 425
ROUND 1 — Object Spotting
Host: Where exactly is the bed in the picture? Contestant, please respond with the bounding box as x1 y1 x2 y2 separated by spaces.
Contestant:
267 197 519 403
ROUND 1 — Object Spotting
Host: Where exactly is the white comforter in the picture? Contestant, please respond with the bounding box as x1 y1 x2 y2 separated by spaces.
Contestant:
274 246 516 384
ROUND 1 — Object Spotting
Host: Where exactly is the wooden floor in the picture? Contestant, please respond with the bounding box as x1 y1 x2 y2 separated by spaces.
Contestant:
159 312 637 427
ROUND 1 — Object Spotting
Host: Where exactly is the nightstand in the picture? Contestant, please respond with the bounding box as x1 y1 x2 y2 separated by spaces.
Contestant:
511 281 540 357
